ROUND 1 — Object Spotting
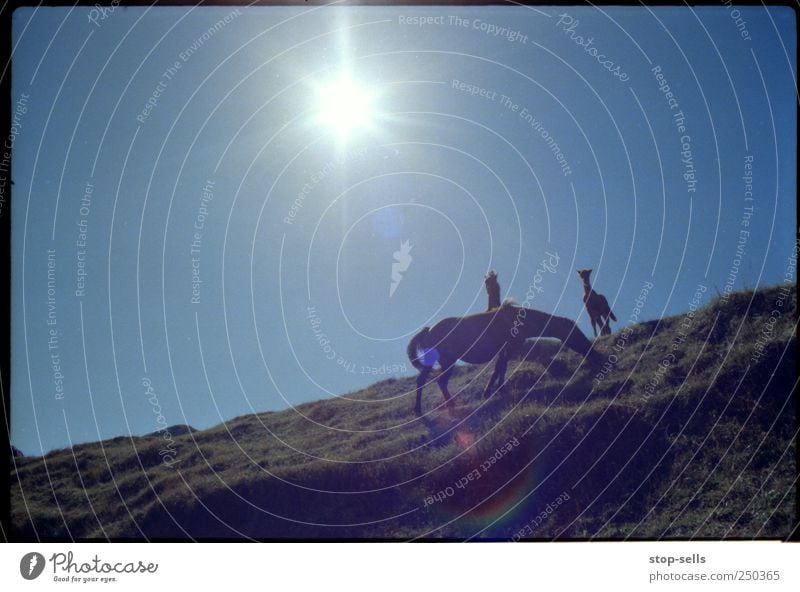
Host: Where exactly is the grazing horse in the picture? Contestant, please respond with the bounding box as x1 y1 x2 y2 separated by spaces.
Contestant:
406 302 601 415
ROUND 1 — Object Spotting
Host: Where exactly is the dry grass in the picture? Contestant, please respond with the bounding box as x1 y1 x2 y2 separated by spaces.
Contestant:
10 283 796 539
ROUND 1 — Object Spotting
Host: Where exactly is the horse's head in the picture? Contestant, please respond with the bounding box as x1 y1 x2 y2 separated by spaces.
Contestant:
576 268 592 282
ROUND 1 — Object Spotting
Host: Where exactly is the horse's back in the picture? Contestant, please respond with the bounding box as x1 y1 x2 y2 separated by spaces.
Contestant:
426 312 506 363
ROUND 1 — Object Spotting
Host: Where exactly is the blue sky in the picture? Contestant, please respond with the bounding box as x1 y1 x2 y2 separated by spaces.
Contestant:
11 5 796 455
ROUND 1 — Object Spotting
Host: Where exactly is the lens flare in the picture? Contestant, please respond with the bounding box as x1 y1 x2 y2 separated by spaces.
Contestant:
316 75 377 140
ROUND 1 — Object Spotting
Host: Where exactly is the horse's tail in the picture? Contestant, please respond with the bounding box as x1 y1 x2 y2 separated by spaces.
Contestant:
608 308 618 322
407 327 431 370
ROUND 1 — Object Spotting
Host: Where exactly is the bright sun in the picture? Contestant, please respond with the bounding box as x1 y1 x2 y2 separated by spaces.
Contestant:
316 76 377 139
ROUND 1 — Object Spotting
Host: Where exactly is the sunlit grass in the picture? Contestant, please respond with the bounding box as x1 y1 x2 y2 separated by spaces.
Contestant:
11 283 796 539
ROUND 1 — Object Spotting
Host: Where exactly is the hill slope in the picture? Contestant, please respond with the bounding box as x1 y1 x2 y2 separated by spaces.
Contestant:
10 283 797 539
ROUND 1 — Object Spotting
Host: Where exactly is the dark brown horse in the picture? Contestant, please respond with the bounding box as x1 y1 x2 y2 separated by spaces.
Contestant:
406 302 600 414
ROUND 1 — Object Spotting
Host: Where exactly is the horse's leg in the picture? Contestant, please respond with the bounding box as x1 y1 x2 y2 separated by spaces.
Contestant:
495 346 510 393
590 316 598 338
483 346 508 399
415 367 431 415
482 360 499 399
484 347 509 398
436 358 456 411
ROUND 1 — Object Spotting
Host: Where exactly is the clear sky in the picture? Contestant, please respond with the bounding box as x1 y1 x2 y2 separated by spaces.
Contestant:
11 5 796 455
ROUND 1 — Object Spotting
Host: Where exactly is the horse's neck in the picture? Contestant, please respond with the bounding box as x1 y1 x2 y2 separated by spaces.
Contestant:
511 307 551 339
582 279 593 297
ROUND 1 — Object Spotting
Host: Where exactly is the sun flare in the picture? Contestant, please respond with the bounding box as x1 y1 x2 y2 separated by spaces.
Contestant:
316 76 377 139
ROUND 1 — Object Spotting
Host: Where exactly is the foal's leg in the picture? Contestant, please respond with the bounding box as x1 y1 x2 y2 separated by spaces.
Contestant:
601 314 612 335
590 316 598 338
415 367 431 415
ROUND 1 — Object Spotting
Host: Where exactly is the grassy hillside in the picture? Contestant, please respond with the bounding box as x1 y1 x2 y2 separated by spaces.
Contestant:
10 283 796 540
